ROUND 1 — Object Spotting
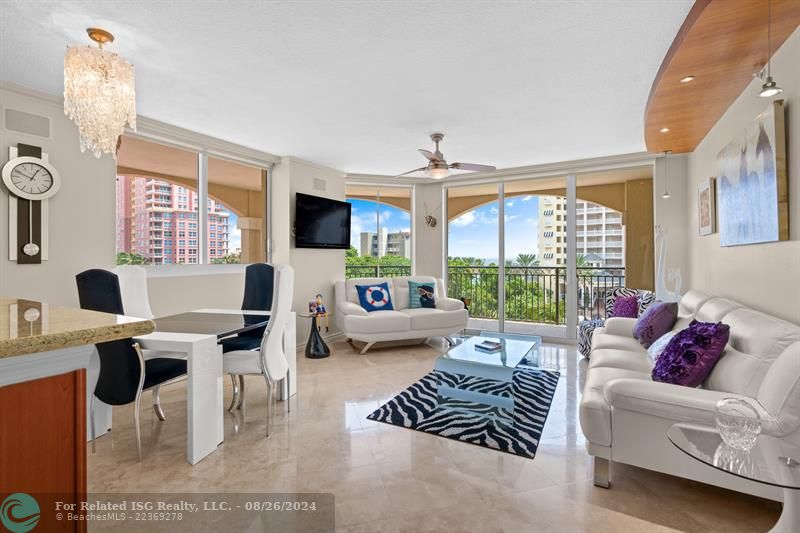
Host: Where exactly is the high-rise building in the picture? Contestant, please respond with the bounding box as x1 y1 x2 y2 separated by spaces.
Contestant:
537 197 624 267
359 229 411 259
116 175 231 265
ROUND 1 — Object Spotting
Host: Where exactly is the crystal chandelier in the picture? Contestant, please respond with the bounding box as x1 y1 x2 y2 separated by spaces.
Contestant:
64 28 136 158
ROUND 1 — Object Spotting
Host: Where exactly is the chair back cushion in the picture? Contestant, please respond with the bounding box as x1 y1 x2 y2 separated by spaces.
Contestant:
260 265 293 380
76 269 142 405
113 265 155 319
242 263 274 311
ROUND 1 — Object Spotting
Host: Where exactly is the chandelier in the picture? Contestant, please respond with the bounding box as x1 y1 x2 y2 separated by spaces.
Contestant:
64 28 136 158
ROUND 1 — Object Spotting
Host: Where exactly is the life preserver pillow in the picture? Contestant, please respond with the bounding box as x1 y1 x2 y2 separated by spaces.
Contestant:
356 282 394 312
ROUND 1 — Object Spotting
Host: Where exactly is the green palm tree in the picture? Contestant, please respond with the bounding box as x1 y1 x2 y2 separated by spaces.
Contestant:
514 253 539 267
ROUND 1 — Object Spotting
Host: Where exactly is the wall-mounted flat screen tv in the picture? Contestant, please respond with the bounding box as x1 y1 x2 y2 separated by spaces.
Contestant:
294 193 351 249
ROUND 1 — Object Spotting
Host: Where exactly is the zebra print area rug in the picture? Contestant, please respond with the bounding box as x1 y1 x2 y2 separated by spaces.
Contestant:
366 367 560 459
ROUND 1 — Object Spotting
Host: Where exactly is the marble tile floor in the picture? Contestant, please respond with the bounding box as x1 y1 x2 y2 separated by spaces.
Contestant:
88 339 780 532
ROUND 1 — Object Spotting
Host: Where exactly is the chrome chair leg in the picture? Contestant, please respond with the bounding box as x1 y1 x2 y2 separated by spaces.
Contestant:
285 368 291 414
89 394 96 454
237 375 246 410
152 386 166 421
228 374 239 412
263 374 272 438
134 388 143 462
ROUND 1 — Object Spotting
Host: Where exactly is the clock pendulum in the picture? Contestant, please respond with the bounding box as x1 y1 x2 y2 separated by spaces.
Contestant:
23 198 40 257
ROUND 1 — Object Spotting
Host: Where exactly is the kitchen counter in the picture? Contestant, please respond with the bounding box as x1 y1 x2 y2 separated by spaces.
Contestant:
0 297 155 357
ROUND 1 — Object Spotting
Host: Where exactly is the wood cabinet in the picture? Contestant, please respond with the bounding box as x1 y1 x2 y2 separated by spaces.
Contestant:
0 370 87 533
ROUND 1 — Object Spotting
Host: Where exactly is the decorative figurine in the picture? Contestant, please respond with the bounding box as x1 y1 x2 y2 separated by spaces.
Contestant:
314 293 329 332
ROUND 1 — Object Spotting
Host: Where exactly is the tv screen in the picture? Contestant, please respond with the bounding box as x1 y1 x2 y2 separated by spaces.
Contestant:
294 193 351 249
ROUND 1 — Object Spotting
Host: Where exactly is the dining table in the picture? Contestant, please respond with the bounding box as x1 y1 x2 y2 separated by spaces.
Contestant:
92 308 296 465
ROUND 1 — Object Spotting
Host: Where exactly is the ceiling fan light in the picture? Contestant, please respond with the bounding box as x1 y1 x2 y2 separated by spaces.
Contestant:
759 77 783 97
428 167 450 179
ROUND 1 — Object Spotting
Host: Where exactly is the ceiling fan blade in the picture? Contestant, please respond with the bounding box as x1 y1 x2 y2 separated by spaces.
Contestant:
450 162 497 172
394 167 428 178
418 149 437 161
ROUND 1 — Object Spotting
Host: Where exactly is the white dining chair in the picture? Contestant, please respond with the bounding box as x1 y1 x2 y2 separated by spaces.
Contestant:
223 264 294 437
112 264 183 422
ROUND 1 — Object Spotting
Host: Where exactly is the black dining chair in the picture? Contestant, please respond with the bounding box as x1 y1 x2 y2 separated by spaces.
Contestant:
76 269 187 461
220 263 274 411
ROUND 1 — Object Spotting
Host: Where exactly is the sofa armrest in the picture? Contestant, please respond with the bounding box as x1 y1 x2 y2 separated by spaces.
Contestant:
603 317 638 338
436 297 465 312
603 379 777 433
337 301 368 317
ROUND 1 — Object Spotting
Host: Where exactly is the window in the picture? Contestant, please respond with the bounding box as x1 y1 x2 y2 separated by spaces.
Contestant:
344 185 411 278
116 136 268 265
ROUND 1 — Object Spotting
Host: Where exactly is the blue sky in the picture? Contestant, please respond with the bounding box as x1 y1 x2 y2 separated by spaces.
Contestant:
347 198 411 251
449 195 541 261
347 196 543 261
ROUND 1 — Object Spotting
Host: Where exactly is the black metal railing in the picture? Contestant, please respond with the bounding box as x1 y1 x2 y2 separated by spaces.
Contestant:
447 265 625 325
345 265 412 279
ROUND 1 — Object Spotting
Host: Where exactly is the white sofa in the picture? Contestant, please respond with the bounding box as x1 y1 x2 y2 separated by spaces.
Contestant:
580 289 800 501
334 276 468 354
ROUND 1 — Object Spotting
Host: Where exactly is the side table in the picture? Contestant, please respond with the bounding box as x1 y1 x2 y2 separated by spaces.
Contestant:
301 313 331 359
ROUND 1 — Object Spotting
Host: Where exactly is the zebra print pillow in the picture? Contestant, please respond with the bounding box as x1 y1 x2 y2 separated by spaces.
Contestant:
605 288 655 318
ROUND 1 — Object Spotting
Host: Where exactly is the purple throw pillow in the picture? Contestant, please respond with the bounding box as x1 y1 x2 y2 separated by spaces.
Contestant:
634 301 678 348
651 320 730 387
612 295 638 318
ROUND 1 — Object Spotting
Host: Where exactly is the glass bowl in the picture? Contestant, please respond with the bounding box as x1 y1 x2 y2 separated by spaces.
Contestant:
715 398 762 451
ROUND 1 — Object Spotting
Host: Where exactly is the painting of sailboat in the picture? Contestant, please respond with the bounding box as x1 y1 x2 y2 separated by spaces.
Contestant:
716 100 788 247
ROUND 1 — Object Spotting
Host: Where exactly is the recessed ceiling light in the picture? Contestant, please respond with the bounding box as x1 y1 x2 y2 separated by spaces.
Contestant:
680 76 695 83
660 127 670 133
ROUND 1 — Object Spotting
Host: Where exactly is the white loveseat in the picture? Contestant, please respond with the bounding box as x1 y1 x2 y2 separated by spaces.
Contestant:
334 276 468 354
580 290 800 501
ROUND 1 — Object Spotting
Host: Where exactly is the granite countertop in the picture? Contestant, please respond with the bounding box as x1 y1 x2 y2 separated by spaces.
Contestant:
0 297 155 358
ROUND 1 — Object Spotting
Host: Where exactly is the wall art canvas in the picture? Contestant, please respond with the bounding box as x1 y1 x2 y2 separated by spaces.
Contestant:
716 100 788 247
698 177 716 236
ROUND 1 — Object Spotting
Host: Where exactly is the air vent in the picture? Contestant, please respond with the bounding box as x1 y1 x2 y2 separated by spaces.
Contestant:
313 178 326 191
4 108 50 138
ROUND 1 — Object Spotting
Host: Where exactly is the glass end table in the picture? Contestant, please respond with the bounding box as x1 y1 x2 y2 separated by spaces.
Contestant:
667 423 800 532
300 313 331 359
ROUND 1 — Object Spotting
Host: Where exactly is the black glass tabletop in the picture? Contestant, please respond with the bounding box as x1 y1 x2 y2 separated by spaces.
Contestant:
153 311 269 338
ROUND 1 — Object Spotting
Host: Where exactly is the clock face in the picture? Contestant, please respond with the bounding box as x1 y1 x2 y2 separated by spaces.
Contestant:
10 162 53 195
2 155 61 201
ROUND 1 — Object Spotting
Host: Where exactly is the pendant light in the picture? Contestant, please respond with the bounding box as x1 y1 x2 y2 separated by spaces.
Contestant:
64 28 136 158
759 0 783 98
662 151 671 199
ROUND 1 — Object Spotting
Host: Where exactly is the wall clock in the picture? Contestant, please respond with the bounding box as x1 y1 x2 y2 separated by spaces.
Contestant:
1 144 61 263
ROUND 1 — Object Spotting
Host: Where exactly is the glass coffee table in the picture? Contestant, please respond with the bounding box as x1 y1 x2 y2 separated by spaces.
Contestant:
667 423 800 533
434 334 540 423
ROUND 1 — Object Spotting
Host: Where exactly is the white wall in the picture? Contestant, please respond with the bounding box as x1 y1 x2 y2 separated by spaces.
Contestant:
271 157 346 341
686 27 800 323
653 153 690 299
412 183 445 278
0 85 117 306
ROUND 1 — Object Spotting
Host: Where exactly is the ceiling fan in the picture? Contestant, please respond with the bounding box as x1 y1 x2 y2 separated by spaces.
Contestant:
396 133 496 179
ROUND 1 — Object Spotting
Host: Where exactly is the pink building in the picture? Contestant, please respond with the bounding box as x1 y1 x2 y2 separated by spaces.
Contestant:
116 175 231 265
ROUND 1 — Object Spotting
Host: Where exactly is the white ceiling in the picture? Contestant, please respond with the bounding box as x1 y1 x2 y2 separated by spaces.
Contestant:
0 0 694 175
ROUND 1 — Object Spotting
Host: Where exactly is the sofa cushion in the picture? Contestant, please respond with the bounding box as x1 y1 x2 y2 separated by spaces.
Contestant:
678 290 711 318
408 280 436 309
588 348 653 373
695 297 740 323
356 282 395 312
391 276 440 311
342 311 410 334
579 367 652 446
399 308 467 330
591 333 645 353
346 278 395 305
633 301 678 348
652 320 730 387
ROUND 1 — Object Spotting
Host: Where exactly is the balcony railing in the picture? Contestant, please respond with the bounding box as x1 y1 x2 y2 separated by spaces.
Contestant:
447 265 625 325
343 264 625 325
345 265 412 279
